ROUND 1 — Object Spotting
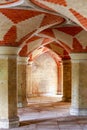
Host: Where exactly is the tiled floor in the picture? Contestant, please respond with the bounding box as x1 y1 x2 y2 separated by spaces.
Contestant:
2 96 87 130
19 96 70 122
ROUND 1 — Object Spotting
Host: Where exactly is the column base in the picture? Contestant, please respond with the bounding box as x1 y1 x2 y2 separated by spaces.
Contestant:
62 96 71 102
70 108 87 116
17 102 27 108
17 102 23 108
0 116 19 129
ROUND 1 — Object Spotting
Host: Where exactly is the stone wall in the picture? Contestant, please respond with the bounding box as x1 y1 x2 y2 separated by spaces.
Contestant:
27 53 58 97
62 60 71 101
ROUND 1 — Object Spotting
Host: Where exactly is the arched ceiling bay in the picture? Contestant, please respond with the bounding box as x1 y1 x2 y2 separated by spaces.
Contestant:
19 35 54 56
46 42 70 60
28 47 64 65
19 34 70 61
39 26 87 53
0 0 87 59
29 0 87 30
0 8 64 47
19 25 87 60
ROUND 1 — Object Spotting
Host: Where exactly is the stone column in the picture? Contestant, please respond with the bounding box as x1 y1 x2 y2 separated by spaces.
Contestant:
26 61 33 100
62 59 71 102
0 47 19 128
57 61 63 95
70 53 87 115
17 56 28 107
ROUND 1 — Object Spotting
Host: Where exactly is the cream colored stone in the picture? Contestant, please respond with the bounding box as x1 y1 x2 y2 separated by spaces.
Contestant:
36 0 81 26
0 13 13 40
0 54 19 128
53 29 73 49
67 0 87 17
75 30 87 49
26 62 33 98
0 117 19 129
50 44 64 56
17 56 28 64
70 53 87 60
27 53 58 98
57 62 63 95
27 38 43 53
17 57 27 107
62 60 71 102
16 14 44 42
0 46 20 55
70 53 87 115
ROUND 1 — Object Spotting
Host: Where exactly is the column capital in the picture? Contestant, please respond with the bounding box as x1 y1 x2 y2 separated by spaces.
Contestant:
62 59 71 64
28 61 33 65
17 56 28 65
70 53 87 62
0 46 20 55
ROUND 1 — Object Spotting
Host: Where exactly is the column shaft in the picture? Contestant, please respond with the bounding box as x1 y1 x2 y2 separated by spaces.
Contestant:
62 60 71 102
26 61 33 100
17 57 28 107
0 47 19 128
70 53 87 115
57 62 63 95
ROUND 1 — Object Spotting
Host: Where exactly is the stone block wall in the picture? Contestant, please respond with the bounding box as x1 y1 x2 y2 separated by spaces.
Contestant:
63 60 71 101
27 53 58 97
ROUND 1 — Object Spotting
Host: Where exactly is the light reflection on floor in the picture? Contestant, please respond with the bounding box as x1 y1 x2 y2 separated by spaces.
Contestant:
0 97 87 130
16 96 87 130
19 96 70 122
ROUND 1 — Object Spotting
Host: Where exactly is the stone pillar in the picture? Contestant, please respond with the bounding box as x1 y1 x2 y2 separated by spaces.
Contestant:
57 61 63 95
62 59 71 102
26 61 33 100
0 47 19 128
17 56 28 107
70 53 87 115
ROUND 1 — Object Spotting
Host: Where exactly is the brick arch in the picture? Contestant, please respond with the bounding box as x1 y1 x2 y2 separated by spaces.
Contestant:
38 28 72 53
30 47 62 62
19 34 70 61
30 43 70 60
19 35 54 57
20 25 87 58
45 42 70 60
39 26 87 53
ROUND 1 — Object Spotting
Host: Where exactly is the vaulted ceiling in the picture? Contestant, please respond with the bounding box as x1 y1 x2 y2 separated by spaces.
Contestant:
0 0 87 61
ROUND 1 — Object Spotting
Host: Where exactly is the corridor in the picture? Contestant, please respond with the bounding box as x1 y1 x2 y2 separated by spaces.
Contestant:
17 97 87 130
0 0 87 129
0 96 87 130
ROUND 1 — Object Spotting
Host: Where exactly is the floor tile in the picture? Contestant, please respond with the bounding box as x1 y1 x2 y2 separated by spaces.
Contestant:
1 96 87 130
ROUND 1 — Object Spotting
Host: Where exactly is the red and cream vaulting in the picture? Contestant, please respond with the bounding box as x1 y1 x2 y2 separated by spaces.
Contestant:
0 0 87 129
